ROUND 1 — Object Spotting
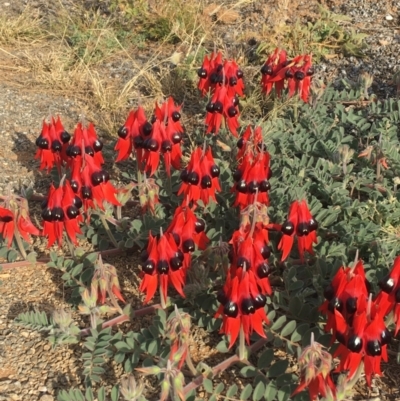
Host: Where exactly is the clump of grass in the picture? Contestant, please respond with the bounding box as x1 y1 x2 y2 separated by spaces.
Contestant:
256 6 368 60
0 6 46 46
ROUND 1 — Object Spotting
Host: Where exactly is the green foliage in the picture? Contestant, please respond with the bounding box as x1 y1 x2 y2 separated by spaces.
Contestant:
57 386 119 401
15 310 50 331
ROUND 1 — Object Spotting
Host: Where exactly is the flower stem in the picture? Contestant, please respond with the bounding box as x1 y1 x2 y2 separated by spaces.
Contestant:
238 324 247 361
13 226 27 260
64 233 76 260
99 214 118 248
183 337 268 395
80 303 161 336
185 351 198 377
160 281 168 309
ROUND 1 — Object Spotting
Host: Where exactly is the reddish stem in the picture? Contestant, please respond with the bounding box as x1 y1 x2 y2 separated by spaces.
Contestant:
183 337 268 395
79 303 161 336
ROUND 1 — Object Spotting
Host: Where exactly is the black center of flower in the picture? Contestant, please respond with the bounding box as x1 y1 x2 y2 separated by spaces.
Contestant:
85 146 95 156
36 136 49 149
133 135 144 148
366 340 381 356
171 111 181 122
70 180 79 193
260 245 271 259
171 132 182 144
52 207 64 221
285 69 294 78
261 64 273 75
217 290 228 305
236 180 247 193
161 139 172 152
296 222 310 236
247 181 259 194
67 145 81 157
206 103 215 113
257 262 271 278
227 106 237 118
241 298 255 315
143 259 155 274
294 70 305 80
201 175 212 189
328 297 342 313
346 297 357 314
118 126 128 139
60 131 71 143
306 67 314 76
223 301 238 318
229 76 237 86
281 221 294 235
197 68 207 78
41 208 53 222
93 140 103 152
91 172 103 186
81 186 92 199
236 69 243 78
210 165 220 178
142 121 153 136
51 140 62 152
195 219 205 233
253 294 267 309
233 96 239 106
157 259 169 274
182 238 195 253
259 180 271 192
308 218 318 231
214 101 223 113
170 256 183 271
237 256 251 269
381 329 391 346
66 205 79 219
187 171 200 185
180 169 189 183
233 169 242 182
347 335 363 353
323 284 335 301
379 275 395 293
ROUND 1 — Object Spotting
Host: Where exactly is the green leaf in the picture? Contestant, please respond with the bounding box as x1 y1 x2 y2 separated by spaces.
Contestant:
240 384 253 400
280 320 297 337
257 348 274 369
203 378 213 393
271 315 287 331
267 360 289 378
226 383 238 398
240 365 257 378
85 388 94 401
97 387 106 401
215 340 229 353
111 385 119 401
252 381 266 401
264 380 278 401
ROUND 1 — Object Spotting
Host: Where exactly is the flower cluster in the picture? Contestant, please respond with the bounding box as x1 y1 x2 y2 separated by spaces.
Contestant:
278 200 318 261
216 208 273 347
178 146 221 205
261 48 314 102
139 204 209 305
0 191 39 249
197 51 244 136
41 180 83 248
320 260 390 386
35 116 70 172
232 126 272 209
115 98 184 176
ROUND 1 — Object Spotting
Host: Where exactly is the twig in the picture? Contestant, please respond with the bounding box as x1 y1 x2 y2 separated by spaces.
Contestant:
79 303 161 336
183 337 268 395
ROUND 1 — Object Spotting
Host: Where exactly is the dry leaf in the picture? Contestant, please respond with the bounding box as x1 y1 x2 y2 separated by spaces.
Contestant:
217 8 240 24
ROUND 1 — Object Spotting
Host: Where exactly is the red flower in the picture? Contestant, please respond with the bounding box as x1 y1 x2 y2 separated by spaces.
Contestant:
0 200 40 248
260 48 287 97
41 180 83 247
216 269 269 348
178 146 221 205
115 106 152 163
67 122 104 166
236 125 264 160
70 154 120 211
139 232 188 304
0 207 16 247
166 203 209 252
232 151 271 209
35 116 70 172
269 54 314 102
278 200 318 261
320 260 370 342
205 85 240 136
197 52 244 98
375 256 400 334
333 297 390 386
